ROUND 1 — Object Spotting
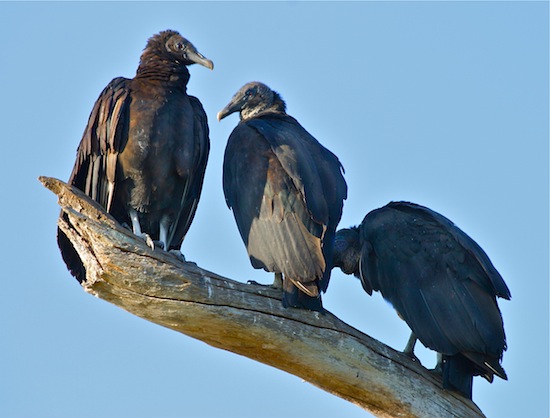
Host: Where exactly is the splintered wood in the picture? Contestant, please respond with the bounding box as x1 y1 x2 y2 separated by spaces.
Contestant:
40 176 485 418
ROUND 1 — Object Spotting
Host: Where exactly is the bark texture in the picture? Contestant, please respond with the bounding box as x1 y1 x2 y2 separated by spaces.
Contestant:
40 176 485 418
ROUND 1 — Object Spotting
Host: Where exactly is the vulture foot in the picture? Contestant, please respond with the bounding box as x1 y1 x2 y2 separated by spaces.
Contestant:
247 280 267 286
136 233 155 250
247 273 283 290
168 250 187 262
404 352 422 365
247 280 279 289
403 332 421 364
430 354 443 375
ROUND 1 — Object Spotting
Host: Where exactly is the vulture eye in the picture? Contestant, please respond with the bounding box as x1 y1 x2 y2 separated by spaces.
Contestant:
175 42 185 51
245 89 253 97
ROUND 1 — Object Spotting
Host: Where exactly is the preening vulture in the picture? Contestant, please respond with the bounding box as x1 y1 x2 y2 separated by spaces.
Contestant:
58 30 213 283
332 201 510 399
218 82 347 311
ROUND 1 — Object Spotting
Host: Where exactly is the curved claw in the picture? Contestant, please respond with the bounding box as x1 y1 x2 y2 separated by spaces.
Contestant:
135 232 155 250
144 234 155 250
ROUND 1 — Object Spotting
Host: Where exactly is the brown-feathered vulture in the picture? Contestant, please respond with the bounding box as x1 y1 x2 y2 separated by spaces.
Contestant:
332 201 510 399
217 82 347 311
57 30 213 283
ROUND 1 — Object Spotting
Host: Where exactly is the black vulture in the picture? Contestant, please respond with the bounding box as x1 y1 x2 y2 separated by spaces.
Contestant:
218 82 347 311
332 201 510 399
58 30 213 283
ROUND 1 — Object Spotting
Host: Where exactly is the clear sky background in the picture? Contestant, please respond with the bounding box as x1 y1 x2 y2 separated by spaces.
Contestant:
1 2 548 417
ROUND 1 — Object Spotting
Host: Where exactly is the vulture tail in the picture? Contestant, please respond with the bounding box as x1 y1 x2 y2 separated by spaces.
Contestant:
442 354 475 400
282 279 324 312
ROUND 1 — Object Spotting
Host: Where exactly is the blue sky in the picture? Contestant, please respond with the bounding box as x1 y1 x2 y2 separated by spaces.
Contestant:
1 2 548 417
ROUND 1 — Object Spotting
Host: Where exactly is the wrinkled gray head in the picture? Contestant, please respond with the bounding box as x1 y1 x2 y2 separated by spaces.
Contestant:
217 81 286 122
332 227 362 276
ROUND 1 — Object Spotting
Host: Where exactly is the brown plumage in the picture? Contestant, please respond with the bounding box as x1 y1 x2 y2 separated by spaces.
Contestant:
58 30 212 282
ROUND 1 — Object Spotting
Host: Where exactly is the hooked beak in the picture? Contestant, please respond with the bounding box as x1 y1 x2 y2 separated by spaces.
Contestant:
187 48 214 70
217 96 245 121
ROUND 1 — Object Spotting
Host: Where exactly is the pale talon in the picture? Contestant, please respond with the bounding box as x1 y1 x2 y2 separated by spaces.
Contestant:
142 233 155 250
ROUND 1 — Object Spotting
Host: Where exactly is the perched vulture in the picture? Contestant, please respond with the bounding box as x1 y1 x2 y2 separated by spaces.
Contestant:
332 201 510 399
58 30 213 283
218 82 347 311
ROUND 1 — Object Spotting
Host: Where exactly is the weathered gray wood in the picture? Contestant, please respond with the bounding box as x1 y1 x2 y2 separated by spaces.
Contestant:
41 176 485 418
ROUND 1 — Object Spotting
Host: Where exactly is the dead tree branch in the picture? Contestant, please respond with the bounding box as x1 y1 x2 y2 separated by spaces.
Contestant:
40 176 484 418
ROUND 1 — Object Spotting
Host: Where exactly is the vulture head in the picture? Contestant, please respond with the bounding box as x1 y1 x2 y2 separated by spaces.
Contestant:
332 227 362 276
140 29 214 70
217 81 286 121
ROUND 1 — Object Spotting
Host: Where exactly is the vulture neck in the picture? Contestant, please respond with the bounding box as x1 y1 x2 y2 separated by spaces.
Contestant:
135 56 190 87
242 94 286 121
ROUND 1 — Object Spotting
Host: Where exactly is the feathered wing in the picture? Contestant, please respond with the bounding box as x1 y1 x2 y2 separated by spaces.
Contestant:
248 115 347 225
247 115 347 293
57 77 131 282
223 122 325 289
223 114 346 301
167 95 210 250
361 202 507 380
69 77 131 212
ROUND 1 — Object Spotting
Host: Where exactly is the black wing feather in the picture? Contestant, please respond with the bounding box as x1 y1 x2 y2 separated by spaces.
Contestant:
361 202 507 379
167 95 210 250
224 121 325 283
69 77 131 211
223 114 346 296
57 77 131 282
248 115 346 225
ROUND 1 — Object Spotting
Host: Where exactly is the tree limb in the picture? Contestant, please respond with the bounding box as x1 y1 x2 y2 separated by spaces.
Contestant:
40 176 485 418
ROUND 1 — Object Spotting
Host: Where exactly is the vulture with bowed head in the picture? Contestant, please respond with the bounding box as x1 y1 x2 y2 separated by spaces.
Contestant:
332 201 510 399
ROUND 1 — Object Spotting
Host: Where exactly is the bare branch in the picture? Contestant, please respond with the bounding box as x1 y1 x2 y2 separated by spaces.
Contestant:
40 176 485 418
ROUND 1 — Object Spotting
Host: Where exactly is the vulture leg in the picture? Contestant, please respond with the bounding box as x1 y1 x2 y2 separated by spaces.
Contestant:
403 332 421 364
432 353 444 374
160 216 188 261
272 272 283 289
129 208 143 236
129 208 155 250
159 214 171 251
